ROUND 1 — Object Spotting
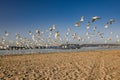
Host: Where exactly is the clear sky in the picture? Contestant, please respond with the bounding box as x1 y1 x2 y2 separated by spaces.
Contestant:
0 0 120 44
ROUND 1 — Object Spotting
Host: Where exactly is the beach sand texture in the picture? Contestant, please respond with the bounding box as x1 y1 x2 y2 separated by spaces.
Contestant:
0 50 120 80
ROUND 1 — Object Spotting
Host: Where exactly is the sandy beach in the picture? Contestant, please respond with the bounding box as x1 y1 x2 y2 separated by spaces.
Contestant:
0 50 120 80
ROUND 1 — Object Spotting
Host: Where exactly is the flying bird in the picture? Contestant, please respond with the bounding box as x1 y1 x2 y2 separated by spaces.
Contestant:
93 26 97 31
78 36 82 41
80 16 84 22
29 31 32 35
72 32 77 39
92 16 100 22
55 31 59 39
110 19 115 24
5 31 9 36
36 30 40 35
87 21 90 29
49 24 56 31
97 31 104 38
105 22 109 29
75 22 80 27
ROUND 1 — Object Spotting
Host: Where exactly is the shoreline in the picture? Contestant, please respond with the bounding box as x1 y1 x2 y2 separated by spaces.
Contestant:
0 47 120 56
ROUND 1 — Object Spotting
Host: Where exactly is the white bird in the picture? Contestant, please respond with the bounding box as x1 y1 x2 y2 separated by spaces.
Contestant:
87 22 90 29
92 16 100 22
80 16 84 22
15 34 20 39
36 30 40 35
78 36 82 41
72 32 77 39
5 31 9 36
29 31 32 35
55 31 59 39
105 22 109 29
49 24 56 31
93 26 97 31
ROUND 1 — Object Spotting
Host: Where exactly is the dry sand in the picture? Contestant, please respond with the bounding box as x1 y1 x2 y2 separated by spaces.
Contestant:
0 50 120 80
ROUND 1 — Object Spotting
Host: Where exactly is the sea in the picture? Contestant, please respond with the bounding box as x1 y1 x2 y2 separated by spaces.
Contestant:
0 46 120 55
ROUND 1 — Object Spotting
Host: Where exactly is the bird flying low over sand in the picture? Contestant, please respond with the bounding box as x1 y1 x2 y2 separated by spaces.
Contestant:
92 16 100 22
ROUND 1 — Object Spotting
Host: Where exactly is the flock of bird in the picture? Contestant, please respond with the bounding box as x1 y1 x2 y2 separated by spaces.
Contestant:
0 16 120 49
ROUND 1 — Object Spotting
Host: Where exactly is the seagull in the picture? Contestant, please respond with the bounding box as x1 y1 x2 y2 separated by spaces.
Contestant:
80 16 84 22
52 25 56 30
87 21 90 29
92 16 100 22
36 30 40 35
105 22 109 29
49 24 56 31
55 31 59 39
75 22 80 27
93 26 97 31
110 19 115 24
29 31 32 35
5 31 9 36
72 32 77 39
15 34 20 39
97 31 104 38
77 36 82 41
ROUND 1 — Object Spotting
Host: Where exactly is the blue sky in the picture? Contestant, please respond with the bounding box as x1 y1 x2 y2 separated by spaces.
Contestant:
0 0 120 44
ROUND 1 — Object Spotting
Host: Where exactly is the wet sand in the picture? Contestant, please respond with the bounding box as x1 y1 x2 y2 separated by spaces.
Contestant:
0 50 120 80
